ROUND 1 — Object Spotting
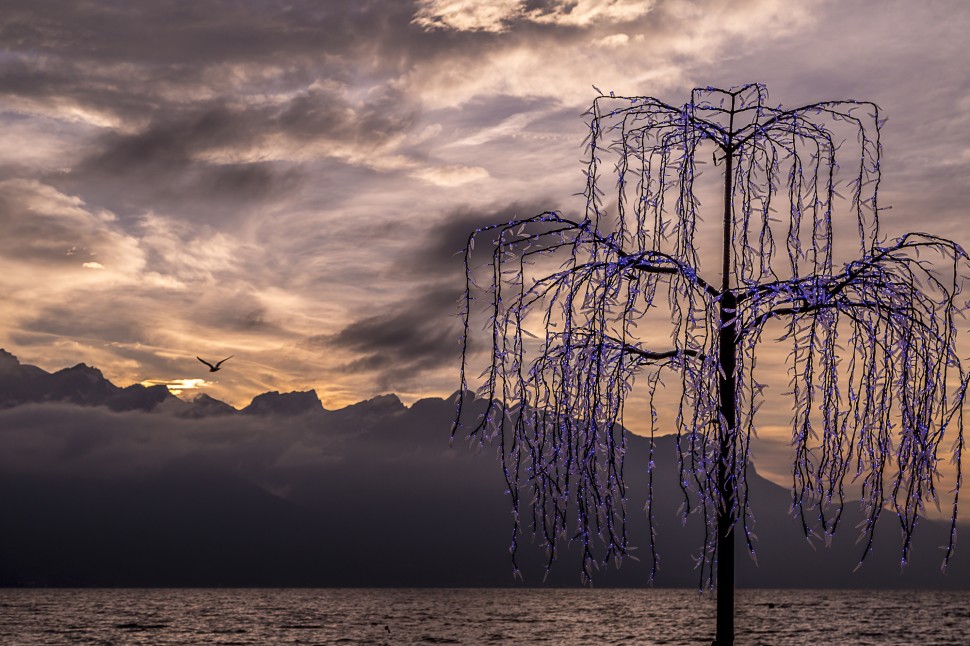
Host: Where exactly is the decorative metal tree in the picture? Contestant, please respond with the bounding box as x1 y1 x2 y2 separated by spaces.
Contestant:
455 85 968 645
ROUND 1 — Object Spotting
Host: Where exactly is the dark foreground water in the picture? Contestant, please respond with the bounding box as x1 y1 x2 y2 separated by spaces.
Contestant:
1 588 967 645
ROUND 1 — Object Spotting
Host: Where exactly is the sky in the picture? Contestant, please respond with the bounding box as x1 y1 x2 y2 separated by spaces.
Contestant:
2 0 969 421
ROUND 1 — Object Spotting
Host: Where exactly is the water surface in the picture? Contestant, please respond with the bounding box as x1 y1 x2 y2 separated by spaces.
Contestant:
1 588 966 644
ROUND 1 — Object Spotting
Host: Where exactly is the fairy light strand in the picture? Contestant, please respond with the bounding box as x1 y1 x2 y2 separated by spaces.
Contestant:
453 84 968 586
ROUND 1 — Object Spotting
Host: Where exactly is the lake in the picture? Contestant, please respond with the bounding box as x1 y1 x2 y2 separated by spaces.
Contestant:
1 587 967 644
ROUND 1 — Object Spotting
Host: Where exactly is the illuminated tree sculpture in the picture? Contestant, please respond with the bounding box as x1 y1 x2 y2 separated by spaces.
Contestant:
455 84 968 645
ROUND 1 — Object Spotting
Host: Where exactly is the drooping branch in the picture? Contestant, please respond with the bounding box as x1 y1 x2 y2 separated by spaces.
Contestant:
455 84 968 593
735 232 968 564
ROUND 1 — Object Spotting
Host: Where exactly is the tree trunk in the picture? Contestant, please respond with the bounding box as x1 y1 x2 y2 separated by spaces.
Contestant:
715 139 737 646
715 290 737 645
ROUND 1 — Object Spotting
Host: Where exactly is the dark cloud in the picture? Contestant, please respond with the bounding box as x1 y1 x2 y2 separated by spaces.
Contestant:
306 201 565 390
310 287 463 391
71 86 416 169
1 1 406 67
47 85 417 222
0 179 135 267
50 109 298 221
0 54 160 127
237 307 269 330
83 107 249 174
415 201 560 277
19 303 151 346
0 1 500 109
0 0 603 147
278 86 417 144
0 198 89 265
203 163 303 203
1 393 967 588
0 402 318 480
0 0 430 235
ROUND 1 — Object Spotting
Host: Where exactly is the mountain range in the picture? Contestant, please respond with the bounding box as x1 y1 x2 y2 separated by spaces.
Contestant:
0 348 317 416
0 349 967 588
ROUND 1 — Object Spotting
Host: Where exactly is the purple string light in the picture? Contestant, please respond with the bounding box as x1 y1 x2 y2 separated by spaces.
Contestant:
454 84 969 587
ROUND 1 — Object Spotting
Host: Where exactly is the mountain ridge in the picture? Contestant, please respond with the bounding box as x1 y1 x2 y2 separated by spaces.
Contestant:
0 348 374 416
0 348 967 588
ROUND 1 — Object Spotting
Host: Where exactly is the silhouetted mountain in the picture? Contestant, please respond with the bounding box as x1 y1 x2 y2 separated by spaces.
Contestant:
243 390 323 416
0 349 54 407
0 349 180 412
178 393 237 418
105 384 173 412
0 351 968 588
328 393 406 433
338 392 405 418
47 363 119 405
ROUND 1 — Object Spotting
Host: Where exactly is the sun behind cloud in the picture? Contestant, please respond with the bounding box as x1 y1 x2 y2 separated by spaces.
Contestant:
140 378 208 397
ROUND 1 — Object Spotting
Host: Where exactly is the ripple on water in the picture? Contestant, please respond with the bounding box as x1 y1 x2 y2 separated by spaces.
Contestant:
0 588 968 645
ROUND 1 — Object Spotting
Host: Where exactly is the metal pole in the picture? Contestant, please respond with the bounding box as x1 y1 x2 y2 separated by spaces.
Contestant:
714 105 737 646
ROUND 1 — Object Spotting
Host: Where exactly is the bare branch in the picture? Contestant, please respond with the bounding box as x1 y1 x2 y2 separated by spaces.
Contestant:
455 84 968 607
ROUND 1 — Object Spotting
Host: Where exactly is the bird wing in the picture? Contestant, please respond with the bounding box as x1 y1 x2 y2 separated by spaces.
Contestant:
196 356 216 369
214 355 234 368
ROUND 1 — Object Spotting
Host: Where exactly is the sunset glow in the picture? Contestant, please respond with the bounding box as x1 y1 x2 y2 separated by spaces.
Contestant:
1 0 968 482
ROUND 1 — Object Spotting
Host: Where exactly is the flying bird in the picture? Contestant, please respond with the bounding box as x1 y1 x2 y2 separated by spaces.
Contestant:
197 355 233 372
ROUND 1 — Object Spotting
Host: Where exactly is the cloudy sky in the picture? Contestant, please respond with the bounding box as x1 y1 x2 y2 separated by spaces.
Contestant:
1 0 969 416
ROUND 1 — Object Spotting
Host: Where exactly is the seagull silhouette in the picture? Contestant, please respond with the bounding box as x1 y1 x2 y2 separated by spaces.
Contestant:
197 355 233 372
